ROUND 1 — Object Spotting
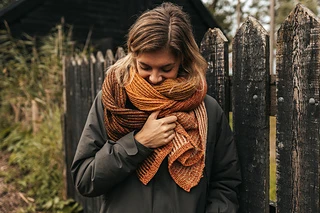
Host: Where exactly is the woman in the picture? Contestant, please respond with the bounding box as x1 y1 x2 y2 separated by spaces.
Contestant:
71 2 241 213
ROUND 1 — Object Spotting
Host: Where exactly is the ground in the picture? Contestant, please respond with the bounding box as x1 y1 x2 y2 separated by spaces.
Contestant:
0 152 29 213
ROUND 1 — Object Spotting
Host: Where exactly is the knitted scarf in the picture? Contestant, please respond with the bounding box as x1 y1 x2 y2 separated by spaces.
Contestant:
101 67 208 192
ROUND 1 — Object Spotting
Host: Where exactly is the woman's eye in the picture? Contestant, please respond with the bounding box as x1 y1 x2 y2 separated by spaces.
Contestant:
140 66 151 71
162 68 172 72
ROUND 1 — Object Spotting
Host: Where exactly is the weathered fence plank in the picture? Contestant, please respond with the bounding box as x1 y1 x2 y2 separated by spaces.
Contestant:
65 55 105 213
79 55 92 129
71 56 88 207
74 56 83 143
90 53 96 101
200 28 230 116
276 4 320 212
115 46 126 60
64 57 77 198
91 51 105 99
105 49 115 71
232 16 270 213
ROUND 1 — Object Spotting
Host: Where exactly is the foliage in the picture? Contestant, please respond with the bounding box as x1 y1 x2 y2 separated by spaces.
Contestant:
0 21 77 130
205 0 236 39
42 197 83 213
243 0 270 28
204 0 272 39
269 116 276 202
0 21 86 212
0 0 14 10
0 108 82 212
270 159 276 202
204 0 319 39
276 0 318 28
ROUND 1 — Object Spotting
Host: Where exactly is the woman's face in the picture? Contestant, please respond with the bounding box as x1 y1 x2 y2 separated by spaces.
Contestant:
135 48 181 85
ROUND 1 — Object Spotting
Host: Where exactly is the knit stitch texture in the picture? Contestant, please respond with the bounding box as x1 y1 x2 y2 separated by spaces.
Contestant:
101 67 208 192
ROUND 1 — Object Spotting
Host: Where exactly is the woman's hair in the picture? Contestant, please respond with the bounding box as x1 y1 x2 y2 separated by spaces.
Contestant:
109 2 207 88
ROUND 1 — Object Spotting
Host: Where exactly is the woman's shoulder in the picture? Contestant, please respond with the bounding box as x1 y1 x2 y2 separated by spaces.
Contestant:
204 95 220 109
203 95 225 118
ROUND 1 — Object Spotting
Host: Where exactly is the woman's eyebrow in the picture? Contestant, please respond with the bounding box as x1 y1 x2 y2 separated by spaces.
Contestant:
162 63 175 68
138 61 175 67
138 62 151 67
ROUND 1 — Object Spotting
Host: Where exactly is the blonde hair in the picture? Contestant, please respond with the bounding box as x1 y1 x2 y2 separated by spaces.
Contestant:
108 2 207 88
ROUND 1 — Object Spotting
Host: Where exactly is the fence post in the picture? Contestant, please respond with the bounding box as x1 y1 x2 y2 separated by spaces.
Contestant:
90 53 97 100
105 49 115 71
64 56 77 198
232 16 270 213
90 51 105 99
79 55 92 128
276 4 320 212
200 28 230 115
115 47 126 60
64 51 120 212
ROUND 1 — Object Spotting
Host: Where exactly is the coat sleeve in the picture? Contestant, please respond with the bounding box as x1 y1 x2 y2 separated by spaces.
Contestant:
71 91 153 197
205 99 241 213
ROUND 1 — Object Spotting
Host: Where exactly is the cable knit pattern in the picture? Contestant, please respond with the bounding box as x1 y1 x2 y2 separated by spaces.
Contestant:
101 67 208 192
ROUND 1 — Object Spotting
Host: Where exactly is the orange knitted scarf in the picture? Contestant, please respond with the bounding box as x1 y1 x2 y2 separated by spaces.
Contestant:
101 68 208 192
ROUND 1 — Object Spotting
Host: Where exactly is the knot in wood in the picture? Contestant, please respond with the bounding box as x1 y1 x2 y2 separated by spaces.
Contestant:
278 97 284 103
309 98 316 105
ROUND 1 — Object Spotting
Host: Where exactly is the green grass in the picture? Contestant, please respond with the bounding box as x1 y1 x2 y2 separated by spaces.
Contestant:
269 116 276 202
270 157 276 202
0 108 82 212
0 21 86 212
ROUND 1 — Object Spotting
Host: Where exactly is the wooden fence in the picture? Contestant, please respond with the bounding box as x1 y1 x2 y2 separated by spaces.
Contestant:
63 4 319 213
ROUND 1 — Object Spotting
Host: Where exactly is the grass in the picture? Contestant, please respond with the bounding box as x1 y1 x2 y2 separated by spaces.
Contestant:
0 108 82 212
269 116 276 202
0 20 88 212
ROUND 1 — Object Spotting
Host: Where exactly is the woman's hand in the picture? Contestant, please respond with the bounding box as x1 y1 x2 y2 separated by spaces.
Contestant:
135 111 177 148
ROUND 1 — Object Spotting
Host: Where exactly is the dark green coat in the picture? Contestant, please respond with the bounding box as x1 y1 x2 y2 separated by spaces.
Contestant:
71 91 241 213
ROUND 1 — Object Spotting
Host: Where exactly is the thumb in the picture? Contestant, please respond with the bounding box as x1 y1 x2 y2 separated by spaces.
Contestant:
148 110 160 120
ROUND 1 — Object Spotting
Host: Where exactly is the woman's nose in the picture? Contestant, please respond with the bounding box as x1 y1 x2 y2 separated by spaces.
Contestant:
149 71 162 85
